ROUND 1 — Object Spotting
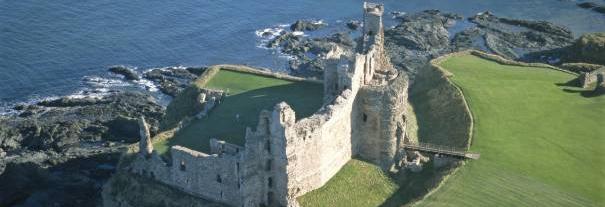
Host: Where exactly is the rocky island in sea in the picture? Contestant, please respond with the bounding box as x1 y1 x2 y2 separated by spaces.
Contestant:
1 1 604 207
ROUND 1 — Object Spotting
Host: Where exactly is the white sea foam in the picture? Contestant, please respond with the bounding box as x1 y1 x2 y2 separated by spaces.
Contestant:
83 76 130 88
134 78 159 92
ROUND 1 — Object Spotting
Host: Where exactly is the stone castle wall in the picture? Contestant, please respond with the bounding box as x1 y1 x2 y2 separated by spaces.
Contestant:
129 144 243 206
127 2 410 207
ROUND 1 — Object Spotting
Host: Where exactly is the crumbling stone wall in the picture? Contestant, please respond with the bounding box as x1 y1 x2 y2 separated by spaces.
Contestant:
126 2 410 207
129 144 243 206
580 69 605 89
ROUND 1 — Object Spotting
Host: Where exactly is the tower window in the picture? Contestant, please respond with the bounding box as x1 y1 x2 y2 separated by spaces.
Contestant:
265 159 272 171
216 174 222 183
363 113 368 122
180 161 186 171
268 177 273 188
267 192 274 205
265 140 271 153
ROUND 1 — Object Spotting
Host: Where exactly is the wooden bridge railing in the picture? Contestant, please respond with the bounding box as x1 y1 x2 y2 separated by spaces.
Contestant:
403 142 480 160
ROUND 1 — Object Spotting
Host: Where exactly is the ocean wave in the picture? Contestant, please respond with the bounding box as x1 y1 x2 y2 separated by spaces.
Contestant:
83 76 131 88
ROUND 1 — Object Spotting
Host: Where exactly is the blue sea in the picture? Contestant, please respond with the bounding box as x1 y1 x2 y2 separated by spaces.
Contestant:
1 0 604 111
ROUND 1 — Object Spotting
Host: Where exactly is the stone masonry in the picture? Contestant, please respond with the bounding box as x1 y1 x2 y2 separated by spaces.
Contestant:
128 2 410 207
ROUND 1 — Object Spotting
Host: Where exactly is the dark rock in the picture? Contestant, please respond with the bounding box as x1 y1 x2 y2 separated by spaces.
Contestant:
38 97 107 107
346 20 361 30
185 67 206 76
268 31 355 76
103 116 140 143
0 162 49 206
0 91 163 206
144 67 200 97
564 32 605 65
385 9 454 65
594 6 605 14
108 66 139 81
13 104 25 111
290 20 326 31
459 11 574 60
577 2 598 9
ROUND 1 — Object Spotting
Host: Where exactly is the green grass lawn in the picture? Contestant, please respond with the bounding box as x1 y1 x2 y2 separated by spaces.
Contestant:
298 159 399 207
154 69 323 154
415 54 605 207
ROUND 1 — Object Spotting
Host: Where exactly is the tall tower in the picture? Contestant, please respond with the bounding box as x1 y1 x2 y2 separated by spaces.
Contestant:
362 2 384 51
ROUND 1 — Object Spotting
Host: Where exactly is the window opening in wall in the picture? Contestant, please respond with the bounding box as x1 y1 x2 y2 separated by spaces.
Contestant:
268 177 273 188
265 140 271 153
264 118 270 133
267 192 274 205
265 159 272 171
363 113 368 122
180 161 186 171
217 174 222 183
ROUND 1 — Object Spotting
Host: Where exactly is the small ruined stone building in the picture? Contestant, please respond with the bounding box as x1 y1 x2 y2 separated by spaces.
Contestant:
129 2 410 207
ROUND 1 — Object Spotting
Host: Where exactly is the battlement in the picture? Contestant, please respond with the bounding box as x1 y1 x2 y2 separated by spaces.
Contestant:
363 2 384 16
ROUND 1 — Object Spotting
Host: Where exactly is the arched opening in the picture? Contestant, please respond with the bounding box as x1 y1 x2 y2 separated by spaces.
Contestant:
216 174 222 183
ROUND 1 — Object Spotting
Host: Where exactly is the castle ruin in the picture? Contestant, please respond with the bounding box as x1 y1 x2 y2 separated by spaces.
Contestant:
128 3 411 206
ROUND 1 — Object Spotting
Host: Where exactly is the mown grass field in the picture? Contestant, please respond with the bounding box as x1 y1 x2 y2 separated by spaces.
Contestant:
416 54 605 207
298 159 399 207
154 69 323 153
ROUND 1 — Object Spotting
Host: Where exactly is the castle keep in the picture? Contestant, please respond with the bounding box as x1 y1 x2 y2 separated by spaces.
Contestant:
128 3 410 206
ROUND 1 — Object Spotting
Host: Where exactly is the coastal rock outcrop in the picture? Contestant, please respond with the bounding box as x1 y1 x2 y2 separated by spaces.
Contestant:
384 10 460 76
143 67 205 97
109 66 140 81
346 20 361 30
290 20 326 31
267 31 355 76
455 11 574 60
0 91 165 206
563 32 605 65
577 2 605 14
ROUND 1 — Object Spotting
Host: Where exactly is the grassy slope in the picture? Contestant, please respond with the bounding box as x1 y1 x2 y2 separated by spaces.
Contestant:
416 54 605 207
298 159 398 207
155 70 323 153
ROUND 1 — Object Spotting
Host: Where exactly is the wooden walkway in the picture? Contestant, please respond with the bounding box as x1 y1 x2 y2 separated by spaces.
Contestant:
404 142 480 160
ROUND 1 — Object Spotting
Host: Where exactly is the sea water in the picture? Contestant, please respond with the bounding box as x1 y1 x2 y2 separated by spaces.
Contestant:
1 0 604 110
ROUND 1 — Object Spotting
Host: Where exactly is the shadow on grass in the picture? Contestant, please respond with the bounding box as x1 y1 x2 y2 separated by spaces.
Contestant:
555 78 581 87
163 81 323 153
374 65 471 206
379 161 460 207
561 88 605 98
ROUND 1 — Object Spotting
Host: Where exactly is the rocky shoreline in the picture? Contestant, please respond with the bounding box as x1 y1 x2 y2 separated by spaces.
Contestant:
0 63 210 206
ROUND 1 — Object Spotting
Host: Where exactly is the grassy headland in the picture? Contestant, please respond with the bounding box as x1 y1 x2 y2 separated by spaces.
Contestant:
416 54 605 206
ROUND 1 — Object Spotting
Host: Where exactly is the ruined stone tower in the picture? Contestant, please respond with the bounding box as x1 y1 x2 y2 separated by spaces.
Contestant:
138 116 153 157
130 2 409 207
